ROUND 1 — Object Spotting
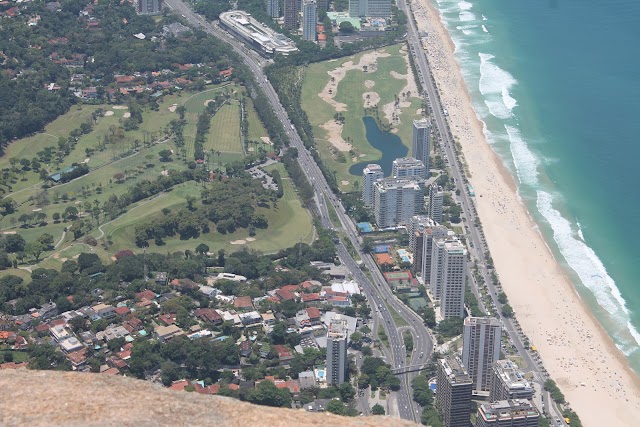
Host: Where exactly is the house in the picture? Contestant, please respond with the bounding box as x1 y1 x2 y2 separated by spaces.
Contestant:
158 313 176 326
67 348 87 368
261 311 276 325
299 370 317 389
0 331 16 343
275 288 297 302
194 308 223 325
219 68 234 80
302 293 321 304
213 272 247 282
81 87 98 100
305 399 332 412
258 342 271 358
306 307 321 324
154 324 184 342
59 336 84 353
170 278 199 290
233 296 254 311
123 317 143 332
100 326 130 342
114 306 131 318
91 304 116 320
240 340 252 357
135 289 156 302
154 272 168 286
273 345 294 364
239 311 262 327
69 74 85 86
276 379 300 394
115 75 135 84
50 325 72 343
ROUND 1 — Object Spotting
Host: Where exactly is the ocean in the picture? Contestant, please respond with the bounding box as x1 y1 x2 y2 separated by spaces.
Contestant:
431 0 640 371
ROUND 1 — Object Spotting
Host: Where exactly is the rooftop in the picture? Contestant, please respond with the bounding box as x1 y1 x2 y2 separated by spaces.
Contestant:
440 356 472 385
494 360 533 391
478 399 539 420
219 11 297 56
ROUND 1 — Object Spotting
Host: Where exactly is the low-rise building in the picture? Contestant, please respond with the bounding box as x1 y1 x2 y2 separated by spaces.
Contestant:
475 399 539 427
154 324 184 342
91 304 116 320
489 360 534 401
219 11 298 57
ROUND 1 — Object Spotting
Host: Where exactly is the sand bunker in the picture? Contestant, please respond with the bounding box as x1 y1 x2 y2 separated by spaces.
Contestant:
104 111 114 117
318 50 391 113
112 105 128 110
2 231 16 235
123 112 131 118
230 240 246 245
260 136 273 145
364 80 375 89
204 99 213 106
319 120 352 152
168 104 178 112
246 237 256 242
82 158 90 164
363 92 380 108
341 180 350 186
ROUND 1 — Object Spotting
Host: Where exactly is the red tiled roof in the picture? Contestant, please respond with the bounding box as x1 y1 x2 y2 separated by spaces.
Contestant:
0 331 16 340
169 379 190 391
306 307 321 319
233 296 253 309
135 289 156 301
114 306 131 316
276 289 296 301
273 345 293 360
102 367 120 375
158 313 176 325
227 383 239 390
194 308 222 323
302 293 321 303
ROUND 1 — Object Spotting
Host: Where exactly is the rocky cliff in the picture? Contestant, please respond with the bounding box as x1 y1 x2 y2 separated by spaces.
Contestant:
0 369 417 426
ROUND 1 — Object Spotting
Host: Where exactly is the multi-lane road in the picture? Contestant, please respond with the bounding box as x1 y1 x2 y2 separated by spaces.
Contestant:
164 0 433 421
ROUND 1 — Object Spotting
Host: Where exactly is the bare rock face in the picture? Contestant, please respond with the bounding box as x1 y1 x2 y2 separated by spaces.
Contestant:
0 370 417 427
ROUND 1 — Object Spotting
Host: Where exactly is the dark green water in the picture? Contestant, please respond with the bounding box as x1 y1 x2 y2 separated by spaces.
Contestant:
348 116 408 177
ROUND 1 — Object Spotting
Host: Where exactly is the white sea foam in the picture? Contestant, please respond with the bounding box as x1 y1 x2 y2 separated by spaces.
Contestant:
479 53 518 118
482 14 487 20
456 24 476 36
458 11 476 22
502 87 517 110
536 190 640 355
577 221 585 241
458 0 473 10
505 125 538 185
482 24 489 33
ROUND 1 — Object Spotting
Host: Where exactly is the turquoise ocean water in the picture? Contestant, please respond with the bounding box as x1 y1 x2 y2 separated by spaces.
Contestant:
429 0 640 371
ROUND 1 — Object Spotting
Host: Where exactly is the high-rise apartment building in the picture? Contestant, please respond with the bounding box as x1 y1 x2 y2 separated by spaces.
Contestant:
428 183 444 223
408 215 432 252
392 157 426 179
266 0 280 18
475 400 539 427
326 315 348 385
463 317 502 392
429 237 462 300
316 0 327 12
302 0 317 41
373 178 424 229
439 239 467 319
489 360 534 401
436 356 473 427
137 0 162 15
284 0 299 30
348 0 391 17
421 225 449 285
362 164 383 208
412 118 431 176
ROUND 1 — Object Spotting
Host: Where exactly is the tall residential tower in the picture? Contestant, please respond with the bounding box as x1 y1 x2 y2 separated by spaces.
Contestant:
362 164 384 208
412 118 431 176
462 317 502 392
326 315 348 385
436 356 472 427
373 178 424 228
302 0 317 41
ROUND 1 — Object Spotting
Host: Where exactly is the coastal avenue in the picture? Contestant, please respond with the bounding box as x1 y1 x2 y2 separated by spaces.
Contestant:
164 0 432 421
398 0 568 423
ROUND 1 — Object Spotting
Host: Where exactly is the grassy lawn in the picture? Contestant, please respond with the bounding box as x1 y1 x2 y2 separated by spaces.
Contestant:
0 350 28 363
325 195 340 228
104 163 314 255
246 98 269 141
385 301 409 327
0 269 32 281
301 44 425 191
207 101 243 154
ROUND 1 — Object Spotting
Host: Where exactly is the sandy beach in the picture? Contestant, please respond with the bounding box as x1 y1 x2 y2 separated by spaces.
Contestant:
410 0 640 425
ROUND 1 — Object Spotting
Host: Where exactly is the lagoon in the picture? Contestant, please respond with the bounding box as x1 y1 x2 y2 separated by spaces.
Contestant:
348 116 408 177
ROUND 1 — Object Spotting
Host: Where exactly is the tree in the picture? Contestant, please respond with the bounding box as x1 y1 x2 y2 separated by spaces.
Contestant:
195 243 209 255
159 150 173 162
502 304 514 318
437 318 463 337
24 241 44 262
371 403 385 415
4 234 25 253
38 233 55 250
339 21 355 33
497 292 508 304
327 399 347 415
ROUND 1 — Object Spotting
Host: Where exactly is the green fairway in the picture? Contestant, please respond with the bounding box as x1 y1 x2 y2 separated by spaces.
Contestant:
104 163 314 255
301 44 425 191
207 101 243 154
